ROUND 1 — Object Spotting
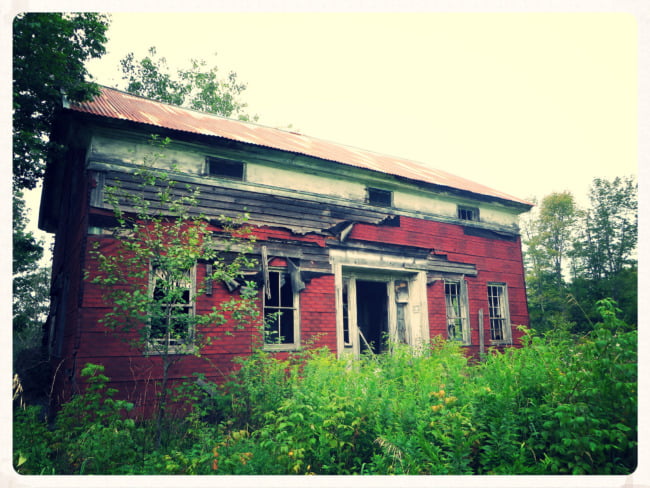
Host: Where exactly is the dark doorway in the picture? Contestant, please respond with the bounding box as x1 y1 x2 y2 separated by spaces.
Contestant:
356 280 388 354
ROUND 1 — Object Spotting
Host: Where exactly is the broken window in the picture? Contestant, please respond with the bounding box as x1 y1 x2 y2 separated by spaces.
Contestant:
445 280 470 344
457 205 480 222
205 156 244 180
367 187 392 207
487 283 512 343
264 270 299 349
148 264 195 352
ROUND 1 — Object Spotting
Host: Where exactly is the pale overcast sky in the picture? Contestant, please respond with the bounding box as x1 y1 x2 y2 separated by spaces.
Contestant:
84 10 638 209
10 5 644 247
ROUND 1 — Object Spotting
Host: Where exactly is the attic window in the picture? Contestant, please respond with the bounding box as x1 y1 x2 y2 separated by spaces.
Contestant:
205 156 244 180
367 187 392 207
457 205 479 222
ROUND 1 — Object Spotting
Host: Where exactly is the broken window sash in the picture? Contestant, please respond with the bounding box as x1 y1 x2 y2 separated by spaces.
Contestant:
487 283 511 343
264 270 298 347
148 264 196 351
445 279 470 344
261 245 271 299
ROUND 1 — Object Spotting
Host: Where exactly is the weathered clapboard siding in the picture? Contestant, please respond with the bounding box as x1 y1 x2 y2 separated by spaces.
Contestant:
89 158 524 236
87 128 526 230
92 168 396 236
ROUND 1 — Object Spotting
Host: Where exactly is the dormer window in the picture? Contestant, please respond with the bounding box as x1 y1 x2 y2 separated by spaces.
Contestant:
457 205 479 222
367 187 392 207
205 156 244 180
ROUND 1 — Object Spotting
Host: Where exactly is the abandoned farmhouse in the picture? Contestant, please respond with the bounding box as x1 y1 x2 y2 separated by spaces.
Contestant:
39 86 533 406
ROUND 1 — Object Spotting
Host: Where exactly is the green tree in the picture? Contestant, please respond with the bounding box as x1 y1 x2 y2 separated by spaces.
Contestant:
13 193 50 333
572 176 637 281
522 192 580 331
13 12 110 190
523 177 638 333
120 46 256 121
567 176 638 331
89 136 259 447
13 192 52 403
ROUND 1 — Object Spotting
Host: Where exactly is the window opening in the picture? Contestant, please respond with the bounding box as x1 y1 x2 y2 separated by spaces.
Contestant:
367 187 392 207
445 280 469 344
205 156 244 180
264 270 297 347
149 265 194 350
457 205 479 221
487 283 510 342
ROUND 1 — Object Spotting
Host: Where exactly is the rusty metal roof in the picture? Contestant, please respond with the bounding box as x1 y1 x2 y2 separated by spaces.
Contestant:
68 86 532 207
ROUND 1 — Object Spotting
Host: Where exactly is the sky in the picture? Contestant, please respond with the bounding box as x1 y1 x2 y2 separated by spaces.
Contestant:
84 11 638 206
15 7 643 247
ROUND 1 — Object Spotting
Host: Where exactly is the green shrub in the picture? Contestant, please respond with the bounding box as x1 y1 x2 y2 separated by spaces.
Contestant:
13 404 54 474
49 363 140 474
12 299 637 475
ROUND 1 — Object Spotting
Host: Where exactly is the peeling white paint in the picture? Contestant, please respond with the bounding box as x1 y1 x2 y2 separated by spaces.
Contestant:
89 131 524 229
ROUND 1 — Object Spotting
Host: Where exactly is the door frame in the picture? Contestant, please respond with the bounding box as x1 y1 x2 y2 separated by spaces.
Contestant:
331 249 429 358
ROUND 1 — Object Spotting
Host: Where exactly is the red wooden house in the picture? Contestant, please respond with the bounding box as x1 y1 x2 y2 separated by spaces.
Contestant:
39 86 532 407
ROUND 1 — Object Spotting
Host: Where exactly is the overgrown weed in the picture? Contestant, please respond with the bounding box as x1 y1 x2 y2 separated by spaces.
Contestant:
13 299 636 475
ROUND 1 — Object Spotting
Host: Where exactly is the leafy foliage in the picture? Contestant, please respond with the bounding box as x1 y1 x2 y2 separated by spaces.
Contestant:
13 12 110 190
120 46 256 121
13 300 636 475
13 11 109 411
522 176 637 333
12 193 49 333
573 176 638 280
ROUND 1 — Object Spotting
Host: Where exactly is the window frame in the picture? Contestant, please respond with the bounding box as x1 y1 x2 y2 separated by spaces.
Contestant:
263 269 300 351
147 263 197 354
457 205 480 222
366 187 393 207
204 156 245 181
486 282 512 344
444 279 471 345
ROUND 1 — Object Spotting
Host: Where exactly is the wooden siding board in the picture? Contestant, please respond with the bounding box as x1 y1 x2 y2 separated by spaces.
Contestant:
97 170 393 235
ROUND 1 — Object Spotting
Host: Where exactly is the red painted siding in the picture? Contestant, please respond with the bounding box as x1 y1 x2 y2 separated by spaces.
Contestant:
50 185 528 413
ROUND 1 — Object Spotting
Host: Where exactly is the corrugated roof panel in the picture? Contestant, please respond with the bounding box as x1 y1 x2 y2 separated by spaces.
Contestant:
69 86 532 207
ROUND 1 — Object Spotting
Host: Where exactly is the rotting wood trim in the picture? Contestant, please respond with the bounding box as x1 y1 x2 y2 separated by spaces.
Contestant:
90 162 391 221
83 116 531 212
211 241 332 275
89 161 523 236
327 239 432 259
97 170 391 236
261 245 271 299
329 248 477 277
